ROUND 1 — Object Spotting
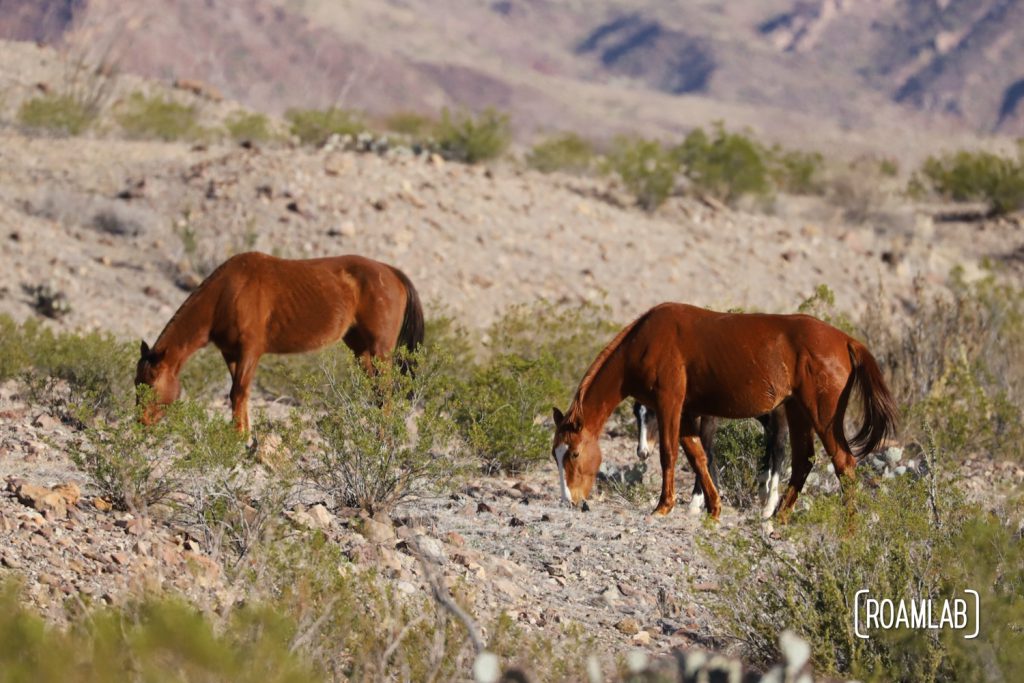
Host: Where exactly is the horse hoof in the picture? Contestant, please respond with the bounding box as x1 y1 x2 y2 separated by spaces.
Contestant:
687 494 705 516
652 505 672 517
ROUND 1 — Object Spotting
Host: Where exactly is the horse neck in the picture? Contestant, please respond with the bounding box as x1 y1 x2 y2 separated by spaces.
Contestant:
571 349 627 435
153 285 216 374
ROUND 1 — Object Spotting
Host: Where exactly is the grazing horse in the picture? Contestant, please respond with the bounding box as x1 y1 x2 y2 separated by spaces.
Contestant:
632 402 789 519
552 303 897 520
135 252 424 432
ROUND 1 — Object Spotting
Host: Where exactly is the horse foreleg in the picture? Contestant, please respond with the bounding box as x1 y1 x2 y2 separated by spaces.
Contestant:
778 403 814 523
652 394 684 516
228 353 260 435
689 416 719 515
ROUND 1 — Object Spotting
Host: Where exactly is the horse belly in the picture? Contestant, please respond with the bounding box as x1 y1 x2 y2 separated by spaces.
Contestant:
684 358 789 419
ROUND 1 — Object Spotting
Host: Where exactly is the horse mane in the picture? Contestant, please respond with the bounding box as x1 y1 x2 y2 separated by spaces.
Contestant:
565 310 647 424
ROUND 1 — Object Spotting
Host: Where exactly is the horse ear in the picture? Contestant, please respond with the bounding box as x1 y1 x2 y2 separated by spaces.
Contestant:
140 340 150 358
552 407 564 426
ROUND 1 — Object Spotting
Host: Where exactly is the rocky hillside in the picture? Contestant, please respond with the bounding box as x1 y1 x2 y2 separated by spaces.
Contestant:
2 0 1023 148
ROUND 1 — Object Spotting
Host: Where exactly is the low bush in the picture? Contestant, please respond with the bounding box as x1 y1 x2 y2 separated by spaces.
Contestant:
0 581 320 682
295 347 463 514
382 110 436 140
224 110 275 143
285 106 364 147
915 148 1024 216
116 92 205 142
604 135 680 211
526 133 596 174
17 94 97 136
434 107 511 164
703 477 1024 681
455 353 562 474
768 146 825 195
710 420 766 510
674 124 772 205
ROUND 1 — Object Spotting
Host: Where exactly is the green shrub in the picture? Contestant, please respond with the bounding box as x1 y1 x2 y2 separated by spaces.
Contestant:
768 146 825 195
455 354 562 474
916 148 1024 216
17 94 96 136
224 110 274 143
295 347 463 513
674 124 771 204
796 283 855 336
703 477 1023 681
485 299 619 403
710 420 765 510
116 92 205 141
0 581 321 683
285 107 364 146
434 107 511 163
70 392 247 512
382 110 436 140
526 133 595 174
604 135 680 211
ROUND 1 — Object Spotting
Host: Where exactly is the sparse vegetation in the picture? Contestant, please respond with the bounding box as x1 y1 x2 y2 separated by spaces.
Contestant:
224 110 275 143
381 111 436 141
17 94 97 136
674 124 772 205
434 107 511 164
526 133 596 175
285 106 365 146
915 147 1024 216
116 92 206 142
604 135 680 211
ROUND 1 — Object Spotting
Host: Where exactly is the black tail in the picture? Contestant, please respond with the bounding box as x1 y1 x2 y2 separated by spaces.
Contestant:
844 340 899 456
390 266 425 373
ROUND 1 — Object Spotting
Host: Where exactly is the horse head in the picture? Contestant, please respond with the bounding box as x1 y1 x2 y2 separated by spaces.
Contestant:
551 407 602 507
135 340 180 424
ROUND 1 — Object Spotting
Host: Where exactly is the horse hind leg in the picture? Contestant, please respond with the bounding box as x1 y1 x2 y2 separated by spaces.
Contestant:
777 402 814 523
758 408 789 519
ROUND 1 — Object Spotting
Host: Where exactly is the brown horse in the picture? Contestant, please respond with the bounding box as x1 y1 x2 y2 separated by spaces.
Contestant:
136 252 424 432
552 303 897 520
632 402 789 519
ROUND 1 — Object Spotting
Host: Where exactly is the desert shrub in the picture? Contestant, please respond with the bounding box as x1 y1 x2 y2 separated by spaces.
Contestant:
915 148 1024 216
434 107 511 163
454 353 562 474
485 299 619 403
0 316 135 416
224 110 274 143
861 273 1024 462
674 124 771 204
796 283 855 336
768 146 825 195
70 392 246 512
604 135 680 211
703 477 1023 681
116 92 205 141
382 110 436 140
0 581 321 683
17 94 97 136
711 420 765 510
295 347 463 514
526 133 596 174
286 106 365 146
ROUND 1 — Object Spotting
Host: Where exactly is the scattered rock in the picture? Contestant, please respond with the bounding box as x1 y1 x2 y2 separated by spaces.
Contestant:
615 617 640 635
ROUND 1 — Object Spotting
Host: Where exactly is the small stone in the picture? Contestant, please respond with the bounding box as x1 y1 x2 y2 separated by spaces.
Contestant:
110 552 131 566
884 446 903 465
472 651 500 683
615 617 640 635
308 504 334 529
93 497 113 512
631 630 652 646
355 516 396 544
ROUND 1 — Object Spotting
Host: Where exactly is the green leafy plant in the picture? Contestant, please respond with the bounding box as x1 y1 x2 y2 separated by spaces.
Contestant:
915 148 1024 216
285 107 364 146
604 135 680 210
116 92 205 141
434 107 511 163
224 110 275 143
526 133 596 174
17 94 97 136
296 347 463 513
674 124 771 204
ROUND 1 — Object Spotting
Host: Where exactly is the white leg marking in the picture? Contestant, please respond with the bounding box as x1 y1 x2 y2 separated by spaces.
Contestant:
761 472 781 519
637 418 649 459
757 469 771 505
688 490 705 515
554 444 572 504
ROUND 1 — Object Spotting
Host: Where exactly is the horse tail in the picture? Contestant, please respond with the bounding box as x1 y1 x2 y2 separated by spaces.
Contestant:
390 266 425 373
843 339 899 457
